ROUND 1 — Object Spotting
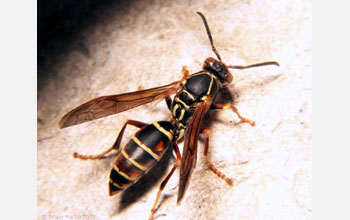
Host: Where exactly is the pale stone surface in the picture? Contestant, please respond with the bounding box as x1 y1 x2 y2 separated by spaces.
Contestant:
38 0 311 219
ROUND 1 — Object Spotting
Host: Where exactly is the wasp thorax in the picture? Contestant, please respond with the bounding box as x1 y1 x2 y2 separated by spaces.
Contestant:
203 57 233 85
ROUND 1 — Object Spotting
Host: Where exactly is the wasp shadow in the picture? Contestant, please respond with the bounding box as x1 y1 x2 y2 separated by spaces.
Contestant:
202 72 282 129
202 85 235 130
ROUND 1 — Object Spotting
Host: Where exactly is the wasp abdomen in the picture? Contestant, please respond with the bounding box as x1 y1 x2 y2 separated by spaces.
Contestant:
109 121 174 196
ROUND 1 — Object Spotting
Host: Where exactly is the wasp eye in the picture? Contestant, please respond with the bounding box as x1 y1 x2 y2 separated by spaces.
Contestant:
214 62 224 72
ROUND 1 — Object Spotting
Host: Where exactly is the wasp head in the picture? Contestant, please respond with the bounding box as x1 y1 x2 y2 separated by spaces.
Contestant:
203 57 233 85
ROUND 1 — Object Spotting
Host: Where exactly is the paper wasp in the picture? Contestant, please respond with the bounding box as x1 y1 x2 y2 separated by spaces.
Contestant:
59 12 279 219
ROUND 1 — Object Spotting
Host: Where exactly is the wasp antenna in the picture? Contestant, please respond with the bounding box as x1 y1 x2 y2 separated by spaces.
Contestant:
197 11 222 62
227 61 280 70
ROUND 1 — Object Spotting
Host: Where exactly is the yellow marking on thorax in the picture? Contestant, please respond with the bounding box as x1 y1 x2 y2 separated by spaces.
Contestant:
172 104 179 117
200 95 211 101
206 75 214 96
182 89 196 101
175 97 190 109
178 128 185 140
178 109 185 121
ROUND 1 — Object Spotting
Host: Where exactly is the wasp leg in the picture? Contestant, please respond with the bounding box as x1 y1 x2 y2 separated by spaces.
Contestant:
149 141 182 220
211 103 255 126
73 120 147 160
201 128 233 185
181 66 190 78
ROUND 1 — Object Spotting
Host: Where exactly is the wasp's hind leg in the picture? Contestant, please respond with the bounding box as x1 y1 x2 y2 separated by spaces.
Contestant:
149 141 181 220
73 120 147 160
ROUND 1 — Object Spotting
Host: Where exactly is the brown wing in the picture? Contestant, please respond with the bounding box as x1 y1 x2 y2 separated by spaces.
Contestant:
177 98 211 204
59 80 183 128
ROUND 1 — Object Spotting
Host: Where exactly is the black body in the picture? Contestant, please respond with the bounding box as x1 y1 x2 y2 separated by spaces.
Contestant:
171 71 219 139
109 121 174 195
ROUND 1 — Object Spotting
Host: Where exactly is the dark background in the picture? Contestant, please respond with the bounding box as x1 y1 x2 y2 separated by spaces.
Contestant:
38 0 133 91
